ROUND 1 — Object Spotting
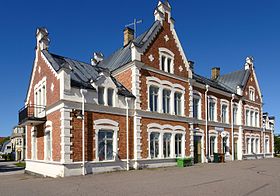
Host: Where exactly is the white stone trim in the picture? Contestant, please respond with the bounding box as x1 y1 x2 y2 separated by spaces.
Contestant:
94 119 119 162
147 123 186 160
44 121 53 162
60 108 73 163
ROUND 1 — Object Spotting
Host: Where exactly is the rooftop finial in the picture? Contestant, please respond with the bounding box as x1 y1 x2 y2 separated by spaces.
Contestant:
245 56 254 70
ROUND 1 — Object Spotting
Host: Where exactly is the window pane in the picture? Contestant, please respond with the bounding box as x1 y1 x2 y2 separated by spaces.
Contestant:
175 134 182 157
161 56 166 70
107 88 114 106
98 130 114 161
163 133 171 158
98 87 104 105
193 98 199 118
150 133 160 158
149 86 159 112
167 58 171 73
163 89 171 114
175 93 182 115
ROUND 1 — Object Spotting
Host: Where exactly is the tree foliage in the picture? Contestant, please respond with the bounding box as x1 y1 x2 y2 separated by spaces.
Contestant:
274 136 280 154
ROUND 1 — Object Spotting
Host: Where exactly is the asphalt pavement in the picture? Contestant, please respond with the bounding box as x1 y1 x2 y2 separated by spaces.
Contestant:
0 158 280 196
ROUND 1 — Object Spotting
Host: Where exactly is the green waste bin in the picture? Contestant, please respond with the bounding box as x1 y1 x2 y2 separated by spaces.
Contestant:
177 158 193 167
214 153 219 163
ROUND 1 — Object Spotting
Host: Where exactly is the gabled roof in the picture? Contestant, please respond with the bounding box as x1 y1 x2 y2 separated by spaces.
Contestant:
42 50 135 98
98 21 162 71
193 73 235 94
217 69 250 93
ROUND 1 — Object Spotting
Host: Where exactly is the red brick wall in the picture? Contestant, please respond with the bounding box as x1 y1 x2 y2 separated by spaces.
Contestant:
141 14 189 78
36 124 44 160
141 118 190 159
115 68 133 92
70 111 134 162
27 51 60 107
47 111 61 161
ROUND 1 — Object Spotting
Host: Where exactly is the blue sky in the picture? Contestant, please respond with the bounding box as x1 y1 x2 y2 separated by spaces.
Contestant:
0 0 279 136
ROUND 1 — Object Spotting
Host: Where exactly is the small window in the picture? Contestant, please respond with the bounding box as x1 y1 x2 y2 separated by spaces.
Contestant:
163 133 172 158
193 97 200 119
149 86 159 112
209 99 216 121
150 132 160 158
250 111 254 126
210 136 216 156
162 89 171 114
174 92 182 115
107 88 114 106
161 56 166 71
98 130 114 161
249 87 255 101
167 58 171 73
175 134 182 157
251 138 254 153
255 112 259 127
221 104 228 123
246 110 250 126
98 87 105 105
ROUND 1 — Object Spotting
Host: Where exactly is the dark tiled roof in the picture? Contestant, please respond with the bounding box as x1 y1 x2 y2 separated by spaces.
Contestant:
217 69 250 93
42 50 135 98
193 73 235 94
98 21 162 71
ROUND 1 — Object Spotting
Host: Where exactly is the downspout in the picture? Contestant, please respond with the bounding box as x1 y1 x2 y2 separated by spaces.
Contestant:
80 89 86 176
125 97 130 171
231 94 235 161
205 85 209 162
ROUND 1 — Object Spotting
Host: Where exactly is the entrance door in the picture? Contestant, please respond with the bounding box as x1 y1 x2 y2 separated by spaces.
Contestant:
234 138 238 160
194 136 202 164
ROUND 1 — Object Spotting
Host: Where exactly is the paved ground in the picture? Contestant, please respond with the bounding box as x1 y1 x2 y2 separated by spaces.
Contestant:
0 160 24 176
1 159 280 196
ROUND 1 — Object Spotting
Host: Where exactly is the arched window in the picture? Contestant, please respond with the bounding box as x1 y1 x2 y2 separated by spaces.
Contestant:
159 48 175 74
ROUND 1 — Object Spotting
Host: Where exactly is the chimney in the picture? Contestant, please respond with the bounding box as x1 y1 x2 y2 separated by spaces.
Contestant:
211 67 220 80
36 27 50 51
123 27 134 46
188 61 195 72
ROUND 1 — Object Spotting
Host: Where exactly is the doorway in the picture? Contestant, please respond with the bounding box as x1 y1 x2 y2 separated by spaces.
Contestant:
194 136 202 164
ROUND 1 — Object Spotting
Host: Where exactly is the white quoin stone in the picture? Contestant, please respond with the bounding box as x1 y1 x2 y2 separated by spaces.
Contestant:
154 1 172 23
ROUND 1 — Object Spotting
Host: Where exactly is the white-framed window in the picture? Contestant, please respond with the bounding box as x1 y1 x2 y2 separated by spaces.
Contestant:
34 77 46 117
246 110 250 126
94 119 119 162
255 138 259 154
246 137 250 154
249 87 255 101
208 97 216 121
148 124 185 159
251 138 254 153
250 111 254 126
265 136 270 153
159 48 174 74
162 89 171 114
107 88 114 107
98 86 105 105
221 104 228 124
255 112 259 127
149 86 159 112
175 134 182 157
210 136 217 156
174 92 182 116
147 77 185 116
163 133 172 158
222 136 229 154
150 132 160 158
98 130 114 161
233 105 238 125
193 92 201 119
